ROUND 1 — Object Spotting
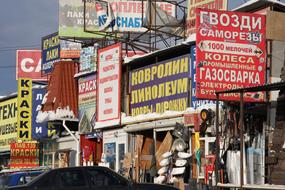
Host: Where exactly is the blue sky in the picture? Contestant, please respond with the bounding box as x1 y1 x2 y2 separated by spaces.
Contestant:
0 0 284 96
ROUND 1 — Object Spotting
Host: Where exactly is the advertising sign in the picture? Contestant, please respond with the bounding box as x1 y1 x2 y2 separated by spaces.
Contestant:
130 55 190 116
97 43 121 128
16 50 47 81
96 0 176 33
17 78 32 141
59 0 105 38
41 32 60 75
32 88 52 139
0 98 17 150
190 46 215 108
60 39 81 59
186 0 227 35
10 142 39 168
79 47 97 73
196 9 266 101
78 74 96 133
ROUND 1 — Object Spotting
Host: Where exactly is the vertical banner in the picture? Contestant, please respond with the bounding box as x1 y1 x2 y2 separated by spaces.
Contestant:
96 43 121 128
186 0 227 35
10 142 39 168
196 9 266 101
32 88 51 139
191 45 215 108
41 32 60 75
17 78 32 141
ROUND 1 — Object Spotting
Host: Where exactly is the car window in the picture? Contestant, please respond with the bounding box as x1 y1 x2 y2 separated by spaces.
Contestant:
58 169 87 188
86 168 128 188
17 176 26 185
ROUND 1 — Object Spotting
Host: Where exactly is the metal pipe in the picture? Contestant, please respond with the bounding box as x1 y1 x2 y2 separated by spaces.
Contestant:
62 119 80 166
215 93 220 190
240 92 244 189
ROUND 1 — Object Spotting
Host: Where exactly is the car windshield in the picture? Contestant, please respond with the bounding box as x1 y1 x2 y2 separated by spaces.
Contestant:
0 175 10 188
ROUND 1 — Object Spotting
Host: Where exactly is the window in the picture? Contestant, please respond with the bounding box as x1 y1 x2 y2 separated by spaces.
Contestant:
86 168 128 188
59 170 86 188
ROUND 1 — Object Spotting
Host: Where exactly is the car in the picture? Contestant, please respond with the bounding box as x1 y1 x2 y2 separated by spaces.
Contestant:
7 166 179 190
0 171 43 189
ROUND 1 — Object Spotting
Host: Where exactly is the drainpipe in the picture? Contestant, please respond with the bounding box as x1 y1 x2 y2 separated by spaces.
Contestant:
62 119 80 166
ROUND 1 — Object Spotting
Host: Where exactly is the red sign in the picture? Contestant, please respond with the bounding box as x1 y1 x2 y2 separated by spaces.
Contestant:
196 9 266 101
16 50 48 81
10 142 39 168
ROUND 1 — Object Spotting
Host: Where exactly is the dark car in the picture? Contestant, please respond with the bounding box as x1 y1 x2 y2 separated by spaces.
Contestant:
0 171 43 189
7 166 178 190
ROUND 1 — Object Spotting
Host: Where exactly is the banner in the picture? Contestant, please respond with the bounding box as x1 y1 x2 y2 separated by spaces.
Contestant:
16 50 47 81
17 78 32 141
10 142 39 168
60 39 81 59
79 47 97 73
78 74 96 133
0 98 17 150
190 46 215 108
130 55 190 116
97 43 121 128
186 0 227 35
41 32 60 75
59 0 105 38
196 9 266 101
95 0 176 33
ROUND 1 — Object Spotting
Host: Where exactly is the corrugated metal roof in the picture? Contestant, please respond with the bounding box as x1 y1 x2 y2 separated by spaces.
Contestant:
42 61 78 116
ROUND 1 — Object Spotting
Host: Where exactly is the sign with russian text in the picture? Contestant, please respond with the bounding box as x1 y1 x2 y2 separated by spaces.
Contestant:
196 9 266 101
79 47 97 73
16 50 48 81
96 0 175 33
191 46 215 108
79 74 96 132
59 0 105 39
130 55 190 116
97 43 121 128
32 88 51 139
60 39 81 59
17 78 32 141
10 142 39 168
0 98 17 150
186 0 227 35
41 32 60 75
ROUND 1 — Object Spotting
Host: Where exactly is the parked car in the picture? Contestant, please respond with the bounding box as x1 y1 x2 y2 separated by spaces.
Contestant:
7 166 179 190
0 171 43 189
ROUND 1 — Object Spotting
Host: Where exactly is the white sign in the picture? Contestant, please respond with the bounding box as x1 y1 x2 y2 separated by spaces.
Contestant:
96 43 121 128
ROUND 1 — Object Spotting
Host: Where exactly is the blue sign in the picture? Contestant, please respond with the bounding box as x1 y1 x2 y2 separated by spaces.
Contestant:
191 45 215 108
32 88 58 139
41 32 60 75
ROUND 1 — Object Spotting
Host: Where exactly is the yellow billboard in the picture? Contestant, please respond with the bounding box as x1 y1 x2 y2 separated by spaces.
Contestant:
0 98 17 150
17 78 32 141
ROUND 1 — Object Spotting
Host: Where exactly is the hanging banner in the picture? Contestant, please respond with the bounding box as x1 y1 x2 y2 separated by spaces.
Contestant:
0 98 17 150
96 43 121 128
41 32 60 75
79 47 97 73
191 45 215 108
10 142 39 168
78 74 96 133
186 0 227 35
17 78 32 141
129 55 190 116
16 50 48 81
32 88 57 139
196 9 266 101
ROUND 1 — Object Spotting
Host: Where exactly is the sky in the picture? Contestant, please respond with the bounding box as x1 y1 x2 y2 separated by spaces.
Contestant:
0 0 284 96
